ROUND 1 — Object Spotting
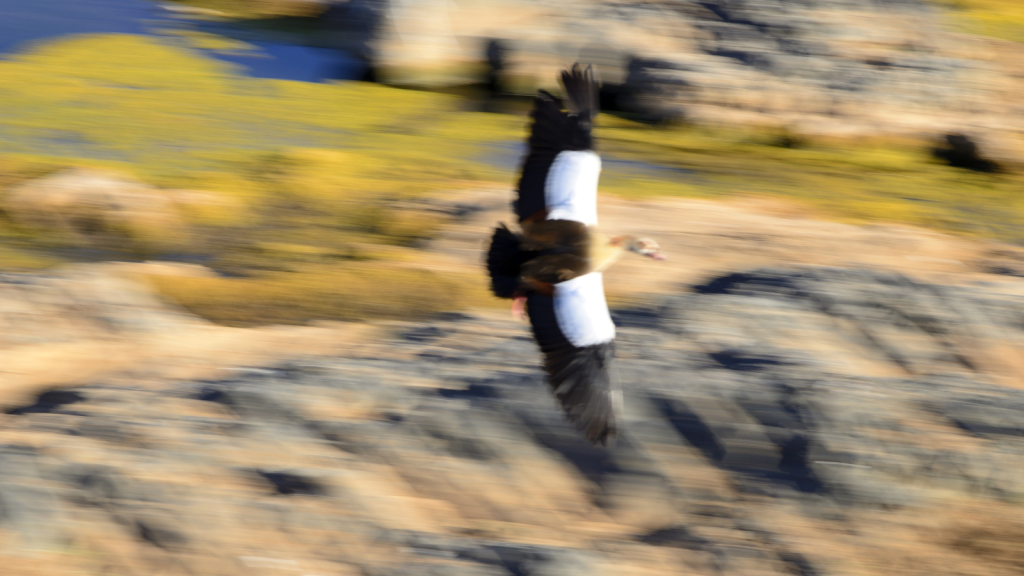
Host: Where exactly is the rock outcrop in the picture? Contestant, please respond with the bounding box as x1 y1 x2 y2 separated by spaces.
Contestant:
316 0 1024 163
1 189 1022 575
0 168 187 252
0 262 364 409
0 263 1022 575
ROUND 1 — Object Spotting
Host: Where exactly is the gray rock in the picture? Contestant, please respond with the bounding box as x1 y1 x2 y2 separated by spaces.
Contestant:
0 446 68 550
810 460 920 508
3 263 1024 574
934 399 1024 438
0 482 67 550
652 394 781 472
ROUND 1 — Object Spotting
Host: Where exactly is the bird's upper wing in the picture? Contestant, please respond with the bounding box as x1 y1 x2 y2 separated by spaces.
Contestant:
515 64 601 225
527 272 620 445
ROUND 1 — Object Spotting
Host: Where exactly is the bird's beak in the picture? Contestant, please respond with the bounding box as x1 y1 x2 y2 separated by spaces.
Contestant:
650 253 666 261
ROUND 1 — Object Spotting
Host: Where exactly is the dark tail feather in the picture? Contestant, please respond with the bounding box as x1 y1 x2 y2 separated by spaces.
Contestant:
486 223 535 299
560 63 598 121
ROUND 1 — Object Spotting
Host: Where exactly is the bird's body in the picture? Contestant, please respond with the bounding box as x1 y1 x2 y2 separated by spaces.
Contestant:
485 64 663 446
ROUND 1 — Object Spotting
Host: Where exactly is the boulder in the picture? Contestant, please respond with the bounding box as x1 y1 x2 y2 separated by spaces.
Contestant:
0 168 186 252
315 0 1024 162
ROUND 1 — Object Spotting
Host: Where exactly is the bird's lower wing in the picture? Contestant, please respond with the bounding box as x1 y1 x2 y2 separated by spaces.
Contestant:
527 273 620 445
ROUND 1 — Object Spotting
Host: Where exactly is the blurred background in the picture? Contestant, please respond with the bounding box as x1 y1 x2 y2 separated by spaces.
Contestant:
0 0 1023 575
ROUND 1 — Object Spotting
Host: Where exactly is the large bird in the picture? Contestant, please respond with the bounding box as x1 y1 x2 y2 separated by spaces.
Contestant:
486 63 664 446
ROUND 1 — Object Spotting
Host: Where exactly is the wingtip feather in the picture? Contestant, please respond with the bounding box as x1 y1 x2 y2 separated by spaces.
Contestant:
559 62 599 119
547 343 621 446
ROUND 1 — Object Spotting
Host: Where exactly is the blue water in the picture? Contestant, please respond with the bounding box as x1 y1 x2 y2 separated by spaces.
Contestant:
0 0 363 162
0 0 689 181
213 42 362 83
0 0 362 83
0 0 152 54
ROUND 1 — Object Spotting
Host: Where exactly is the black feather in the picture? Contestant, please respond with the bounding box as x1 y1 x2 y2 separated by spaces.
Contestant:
514 63 600 222
560 63 598 122
486 223 538 299
527 292 620 446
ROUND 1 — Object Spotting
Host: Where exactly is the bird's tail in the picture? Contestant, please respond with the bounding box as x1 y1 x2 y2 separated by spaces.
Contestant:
560 63 599 121
486 223 537 299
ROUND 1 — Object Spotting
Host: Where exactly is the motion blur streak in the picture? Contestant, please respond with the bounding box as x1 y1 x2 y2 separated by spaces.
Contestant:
0 0 1022 575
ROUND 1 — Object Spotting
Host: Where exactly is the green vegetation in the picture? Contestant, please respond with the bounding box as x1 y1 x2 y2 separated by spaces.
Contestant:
0 35 518 180
1 33 1023 325
160 0 327 19
928 0 1024 42
0 34 520 323
147 264 494 326
597 121 1024 242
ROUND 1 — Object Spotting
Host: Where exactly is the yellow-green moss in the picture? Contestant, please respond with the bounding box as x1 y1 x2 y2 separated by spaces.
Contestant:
147 263 496 327
4 33 1024 326
0 155 67 188
0 244 64 270
0 34 518 180
928 0 1024 42
595 119 1024 243
160 0 327 19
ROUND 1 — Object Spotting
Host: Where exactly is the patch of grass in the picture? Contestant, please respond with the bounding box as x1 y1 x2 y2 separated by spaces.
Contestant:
0 33 521 279
161 0 327 19
3 33 1024 325
147 263 496 327
0 243 63 270
0 34 520 180
595 119 1024 243
927 0 1024 42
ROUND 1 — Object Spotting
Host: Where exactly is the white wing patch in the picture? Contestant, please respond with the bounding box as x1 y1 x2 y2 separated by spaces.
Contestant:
544 150 601 226
554 272 616 347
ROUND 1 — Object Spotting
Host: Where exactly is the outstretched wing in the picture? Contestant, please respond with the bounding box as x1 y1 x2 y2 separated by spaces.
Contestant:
515 64 601 225
527 272 621 445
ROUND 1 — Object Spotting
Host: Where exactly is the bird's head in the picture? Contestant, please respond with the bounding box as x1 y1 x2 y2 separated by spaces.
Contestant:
625 236 665 260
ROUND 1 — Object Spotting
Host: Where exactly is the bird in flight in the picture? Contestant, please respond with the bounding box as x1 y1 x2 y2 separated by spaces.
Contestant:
486 63 665 446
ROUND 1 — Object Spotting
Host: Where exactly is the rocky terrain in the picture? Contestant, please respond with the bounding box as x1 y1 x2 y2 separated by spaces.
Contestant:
306 0 1024 164
0 191 1022 576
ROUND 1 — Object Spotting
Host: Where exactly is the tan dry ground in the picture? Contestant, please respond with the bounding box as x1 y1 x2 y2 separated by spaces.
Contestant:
5 188 1024 408
1 191 1023 576
427 187 1024 296
425 188 1024 387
